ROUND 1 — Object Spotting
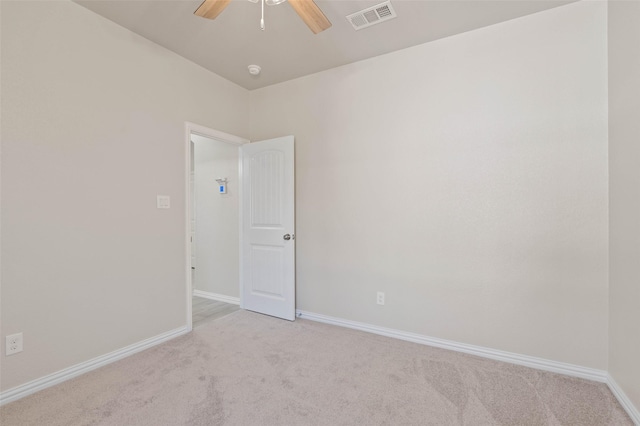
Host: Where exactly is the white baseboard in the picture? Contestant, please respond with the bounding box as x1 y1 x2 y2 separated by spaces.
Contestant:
607 374 640 425
3 310 637 424
296 310 640 422
193 289 240 305
295 310 608 383
0 326 189 406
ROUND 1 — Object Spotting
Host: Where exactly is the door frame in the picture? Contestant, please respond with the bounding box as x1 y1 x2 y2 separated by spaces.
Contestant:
184 122 249 331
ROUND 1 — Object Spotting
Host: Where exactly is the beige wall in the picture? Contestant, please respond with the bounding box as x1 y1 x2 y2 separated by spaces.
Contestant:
192 134 240 298
250 1 609 369
3 0 633 405
608 0 640 411
0 1 249 390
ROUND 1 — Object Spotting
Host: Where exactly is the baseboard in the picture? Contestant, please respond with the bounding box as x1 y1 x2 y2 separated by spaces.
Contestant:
4 312 636 424
607 374 640 425
193 289 240 305
295 310 608 383
0 326 189 406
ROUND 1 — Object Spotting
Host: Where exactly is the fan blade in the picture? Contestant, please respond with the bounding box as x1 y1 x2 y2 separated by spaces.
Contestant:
194 0 232 19
288 0 331 34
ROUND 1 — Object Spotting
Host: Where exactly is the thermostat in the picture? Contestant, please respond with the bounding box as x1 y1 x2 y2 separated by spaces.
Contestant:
215 178 228 194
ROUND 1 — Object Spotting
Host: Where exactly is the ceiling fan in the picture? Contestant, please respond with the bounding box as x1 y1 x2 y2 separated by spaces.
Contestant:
194 0 332 34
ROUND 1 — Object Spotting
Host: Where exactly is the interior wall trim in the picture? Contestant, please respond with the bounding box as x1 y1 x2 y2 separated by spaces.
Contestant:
0 326 189 406
295 309 608 383
296 310 640 422
607 374 640 425
193 290 240 305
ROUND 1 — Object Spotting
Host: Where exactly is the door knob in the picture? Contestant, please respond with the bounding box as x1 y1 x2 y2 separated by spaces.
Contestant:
283 234 293 241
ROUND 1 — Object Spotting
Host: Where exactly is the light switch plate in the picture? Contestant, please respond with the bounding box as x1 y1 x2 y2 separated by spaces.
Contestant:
157 195 170 209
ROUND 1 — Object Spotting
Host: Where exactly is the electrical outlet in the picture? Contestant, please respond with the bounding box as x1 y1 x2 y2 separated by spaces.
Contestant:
6 333 23 356
376 292 385 305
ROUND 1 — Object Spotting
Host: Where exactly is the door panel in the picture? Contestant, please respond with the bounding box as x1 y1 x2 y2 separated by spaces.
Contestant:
241 136 295 321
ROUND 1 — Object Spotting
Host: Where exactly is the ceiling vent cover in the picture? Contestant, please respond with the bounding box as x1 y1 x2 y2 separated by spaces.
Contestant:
346 1 397 31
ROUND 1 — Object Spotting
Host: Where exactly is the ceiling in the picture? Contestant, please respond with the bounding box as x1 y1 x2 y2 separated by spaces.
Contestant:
76 0 574 90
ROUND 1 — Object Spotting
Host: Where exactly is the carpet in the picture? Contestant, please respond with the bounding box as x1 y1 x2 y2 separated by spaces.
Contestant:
0 310 632 425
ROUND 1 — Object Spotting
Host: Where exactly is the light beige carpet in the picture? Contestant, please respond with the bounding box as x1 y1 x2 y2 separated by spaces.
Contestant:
0 310 632 425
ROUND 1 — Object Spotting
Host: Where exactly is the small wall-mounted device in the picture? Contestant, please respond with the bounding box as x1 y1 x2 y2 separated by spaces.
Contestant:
215 178 228 194
157 195 171 209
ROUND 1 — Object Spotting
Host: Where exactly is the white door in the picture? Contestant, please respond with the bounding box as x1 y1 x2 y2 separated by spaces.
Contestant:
241 136 295 321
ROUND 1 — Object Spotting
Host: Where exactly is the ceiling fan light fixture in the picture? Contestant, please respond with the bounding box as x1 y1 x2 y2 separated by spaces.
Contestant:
194 0 330 34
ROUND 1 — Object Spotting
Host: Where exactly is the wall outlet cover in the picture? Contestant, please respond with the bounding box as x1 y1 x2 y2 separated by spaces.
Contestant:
6 333 23 356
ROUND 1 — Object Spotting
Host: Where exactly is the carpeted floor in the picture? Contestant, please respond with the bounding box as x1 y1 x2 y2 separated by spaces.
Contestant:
0 310 633 425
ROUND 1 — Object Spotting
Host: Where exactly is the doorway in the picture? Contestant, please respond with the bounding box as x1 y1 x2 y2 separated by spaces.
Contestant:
185 123 297 328
185 123 248 330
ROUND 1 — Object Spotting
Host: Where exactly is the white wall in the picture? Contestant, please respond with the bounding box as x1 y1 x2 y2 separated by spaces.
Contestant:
0 1 249 391
192 134 240 298
608 0 640 412
1 0 625 401
250 1 609 369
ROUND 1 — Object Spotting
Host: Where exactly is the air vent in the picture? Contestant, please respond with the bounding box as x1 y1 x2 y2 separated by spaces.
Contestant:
346 1 397 31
